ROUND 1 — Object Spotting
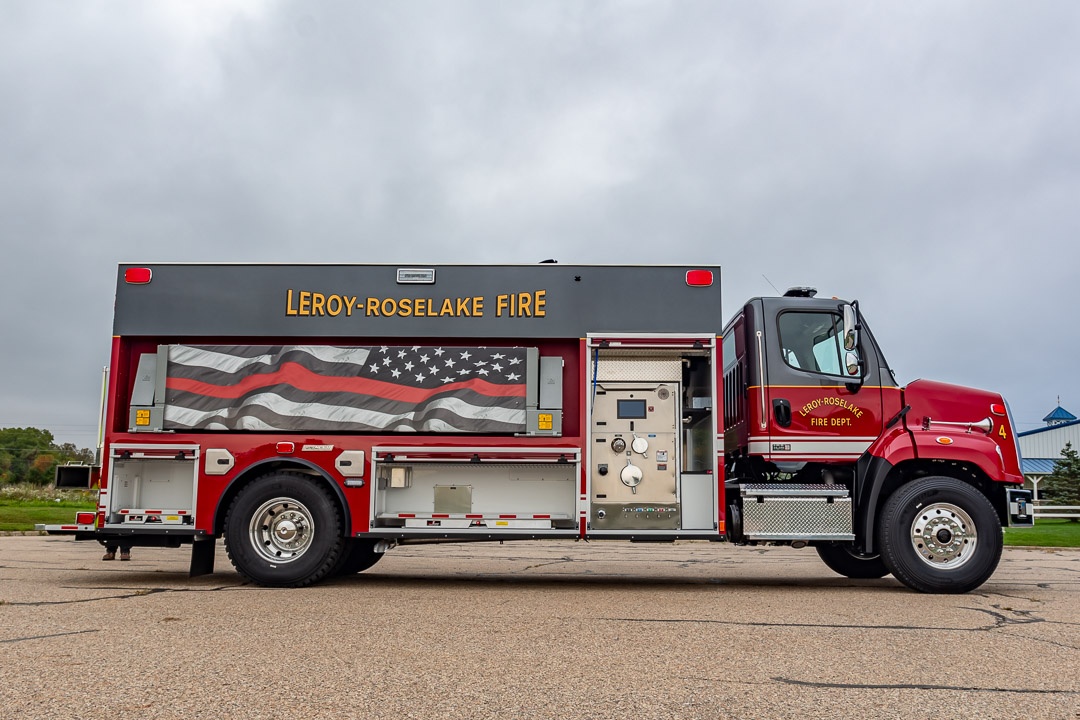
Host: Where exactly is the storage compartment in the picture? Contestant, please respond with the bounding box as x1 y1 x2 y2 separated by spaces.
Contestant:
740 484 853 540
586 342 718 534
372 448 579 532
106 444 198 525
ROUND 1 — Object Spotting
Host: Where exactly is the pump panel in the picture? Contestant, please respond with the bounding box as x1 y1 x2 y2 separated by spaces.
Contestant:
590 383 680 530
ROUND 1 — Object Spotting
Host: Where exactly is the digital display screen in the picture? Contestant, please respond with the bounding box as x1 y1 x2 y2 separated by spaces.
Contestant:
617 399 647 419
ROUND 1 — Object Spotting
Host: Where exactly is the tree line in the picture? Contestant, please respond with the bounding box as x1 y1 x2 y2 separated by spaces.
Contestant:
0 427 95 485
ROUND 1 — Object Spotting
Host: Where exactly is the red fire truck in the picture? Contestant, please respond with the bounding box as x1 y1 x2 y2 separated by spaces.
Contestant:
50 263 1032 593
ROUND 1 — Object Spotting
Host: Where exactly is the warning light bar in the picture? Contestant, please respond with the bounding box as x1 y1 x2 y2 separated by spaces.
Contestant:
124 268 152 284
685 269 714 287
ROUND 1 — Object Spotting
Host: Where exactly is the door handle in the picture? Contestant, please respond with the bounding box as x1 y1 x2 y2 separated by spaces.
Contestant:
773 399 792 428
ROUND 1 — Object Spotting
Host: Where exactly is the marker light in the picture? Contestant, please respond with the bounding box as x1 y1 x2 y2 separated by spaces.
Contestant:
76 512 96 525
276 442 295 454
124 268 152 284
990 403 1006 416
685 269 714 287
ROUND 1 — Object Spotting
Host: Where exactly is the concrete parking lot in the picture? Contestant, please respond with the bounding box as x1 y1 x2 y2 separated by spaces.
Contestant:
1 535 1077 720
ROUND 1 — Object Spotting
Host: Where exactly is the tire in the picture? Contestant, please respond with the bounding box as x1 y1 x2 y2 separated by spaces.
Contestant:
224 472 345 588
816 543 890 579
878 477 1002 594
331 539 385 576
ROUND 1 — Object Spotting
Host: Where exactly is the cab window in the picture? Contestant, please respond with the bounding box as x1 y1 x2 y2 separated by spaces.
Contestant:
778 312 844 377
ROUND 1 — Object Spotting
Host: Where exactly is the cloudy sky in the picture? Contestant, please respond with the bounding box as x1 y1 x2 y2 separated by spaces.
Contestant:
1 1 1077 449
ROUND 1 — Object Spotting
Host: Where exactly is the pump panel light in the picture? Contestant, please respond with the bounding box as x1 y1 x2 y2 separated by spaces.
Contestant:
125 268 152 284
685 269 714 287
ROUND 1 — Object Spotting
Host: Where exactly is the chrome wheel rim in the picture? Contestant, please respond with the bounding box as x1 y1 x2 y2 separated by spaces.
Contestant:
249 497 314 564
910 502 976 569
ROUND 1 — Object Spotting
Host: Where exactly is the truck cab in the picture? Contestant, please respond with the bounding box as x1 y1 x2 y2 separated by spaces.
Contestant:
723 289 1031 592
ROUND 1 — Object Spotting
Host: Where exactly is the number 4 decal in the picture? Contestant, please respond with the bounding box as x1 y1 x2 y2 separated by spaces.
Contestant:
999 425 1008 439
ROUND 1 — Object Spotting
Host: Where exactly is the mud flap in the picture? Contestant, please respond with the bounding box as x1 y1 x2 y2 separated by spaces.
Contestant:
189 538 217 577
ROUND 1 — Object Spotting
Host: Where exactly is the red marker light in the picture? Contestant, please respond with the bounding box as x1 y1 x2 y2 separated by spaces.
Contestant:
276 442 295 454
76 512 96 525
685 269 714 287
124 267 152 284
990 403 1006 416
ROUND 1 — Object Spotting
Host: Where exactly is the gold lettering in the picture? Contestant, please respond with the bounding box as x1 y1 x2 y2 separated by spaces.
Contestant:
286 289 298 316
325 295 342 316
311 293 326 316
472 296 483 316
381 298 398 316
366 298 380 316
440 297 455 316
535 289 546 317
517 292 532 317
344 296 357 317
398 298 413 317
298 291 312 315
496 294 510 316
456 297 471 316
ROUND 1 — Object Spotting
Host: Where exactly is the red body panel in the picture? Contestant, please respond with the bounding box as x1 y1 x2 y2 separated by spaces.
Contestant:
868 379 1024 484
746 385 898 463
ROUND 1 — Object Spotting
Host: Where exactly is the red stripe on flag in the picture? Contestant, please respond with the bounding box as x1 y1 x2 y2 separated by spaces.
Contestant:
166 361 526 402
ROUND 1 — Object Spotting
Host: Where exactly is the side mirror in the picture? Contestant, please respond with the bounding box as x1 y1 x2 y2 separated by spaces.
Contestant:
841 304 862 381
842 304 858 351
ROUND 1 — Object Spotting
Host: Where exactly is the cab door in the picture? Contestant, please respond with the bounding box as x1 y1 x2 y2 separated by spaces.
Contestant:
762 305 885 465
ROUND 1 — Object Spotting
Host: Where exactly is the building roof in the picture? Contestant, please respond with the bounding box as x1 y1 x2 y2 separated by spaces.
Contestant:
1018 416 1080 437
1043 405 1077 423
1021 458 1058 475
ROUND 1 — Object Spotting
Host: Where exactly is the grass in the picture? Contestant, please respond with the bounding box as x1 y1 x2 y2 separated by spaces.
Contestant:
1003 518 1080 548
0 484 96 531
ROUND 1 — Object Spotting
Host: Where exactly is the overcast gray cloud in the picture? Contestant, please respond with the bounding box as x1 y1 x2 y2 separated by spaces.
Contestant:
1 0 1078 447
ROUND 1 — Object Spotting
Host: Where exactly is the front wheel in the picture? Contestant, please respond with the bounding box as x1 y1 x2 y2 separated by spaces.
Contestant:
816 543 890 579
225 472 345 587
878 477 1002 594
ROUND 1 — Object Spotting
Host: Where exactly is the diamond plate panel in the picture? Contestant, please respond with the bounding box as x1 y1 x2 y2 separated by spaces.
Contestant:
595 358 682 382
743 497 853 539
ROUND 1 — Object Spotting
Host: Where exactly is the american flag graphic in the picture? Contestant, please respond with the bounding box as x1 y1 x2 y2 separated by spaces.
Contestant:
162 345 529 433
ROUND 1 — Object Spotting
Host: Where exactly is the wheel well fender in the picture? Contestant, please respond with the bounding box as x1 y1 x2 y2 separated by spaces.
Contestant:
855 456 998 555
212 458 350 537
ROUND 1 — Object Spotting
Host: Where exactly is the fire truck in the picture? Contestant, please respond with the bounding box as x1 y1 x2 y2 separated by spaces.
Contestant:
50 263 1033 593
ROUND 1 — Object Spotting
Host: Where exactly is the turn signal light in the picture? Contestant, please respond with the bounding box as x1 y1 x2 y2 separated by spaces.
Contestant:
124 267 152 284
685 269 714 287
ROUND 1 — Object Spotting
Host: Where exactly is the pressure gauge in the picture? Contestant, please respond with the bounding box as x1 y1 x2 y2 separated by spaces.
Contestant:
611 437 627 453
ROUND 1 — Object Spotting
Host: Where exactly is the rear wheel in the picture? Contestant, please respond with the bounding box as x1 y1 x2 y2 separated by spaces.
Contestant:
815 543 890 579
878 476 1002 594
225 472 345 587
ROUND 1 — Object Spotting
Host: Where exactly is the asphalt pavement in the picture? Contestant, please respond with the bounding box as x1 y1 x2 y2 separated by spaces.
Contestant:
1 535 1077 720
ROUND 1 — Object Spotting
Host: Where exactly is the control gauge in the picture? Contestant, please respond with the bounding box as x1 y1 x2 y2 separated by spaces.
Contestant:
611 437 627 454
